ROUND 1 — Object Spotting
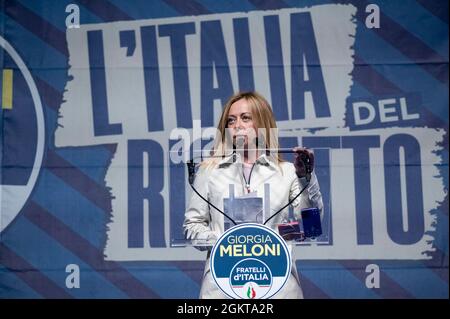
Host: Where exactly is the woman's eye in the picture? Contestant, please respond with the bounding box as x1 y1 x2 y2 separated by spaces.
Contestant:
227 118 236 124
242 116 251 122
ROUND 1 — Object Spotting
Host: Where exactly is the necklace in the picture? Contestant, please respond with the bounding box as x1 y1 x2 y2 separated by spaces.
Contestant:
242 162 255 193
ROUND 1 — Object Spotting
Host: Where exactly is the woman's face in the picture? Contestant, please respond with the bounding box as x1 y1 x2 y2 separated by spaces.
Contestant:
226 98 256 146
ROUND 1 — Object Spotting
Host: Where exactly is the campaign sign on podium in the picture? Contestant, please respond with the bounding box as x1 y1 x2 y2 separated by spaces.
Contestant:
210 223 291 299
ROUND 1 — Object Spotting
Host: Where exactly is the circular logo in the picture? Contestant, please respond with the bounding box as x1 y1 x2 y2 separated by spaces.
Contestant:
0 36 45 233
210 223 291 299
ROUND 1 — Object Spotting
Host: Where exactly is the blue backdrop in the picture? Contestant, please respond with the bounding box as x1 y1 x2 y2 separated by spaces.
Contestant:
0 0 448 299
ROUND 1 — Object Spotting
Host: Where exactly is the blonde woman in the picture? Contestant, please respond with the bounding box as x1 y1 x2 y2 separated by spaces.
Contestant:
183 91 323 299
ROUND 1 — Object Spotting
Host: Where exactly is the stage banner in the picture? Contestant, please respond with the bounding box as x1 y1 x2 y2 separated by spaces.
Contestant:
0 0 448 298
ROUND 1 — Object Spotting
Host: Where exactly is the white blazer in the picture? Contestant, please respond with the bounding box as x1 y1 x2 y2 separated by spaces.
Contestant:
183 153 324 299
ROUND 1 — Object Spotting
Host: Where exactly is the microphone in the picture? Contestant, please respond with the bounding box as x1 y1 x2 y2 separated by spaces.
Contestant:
187 159 196 185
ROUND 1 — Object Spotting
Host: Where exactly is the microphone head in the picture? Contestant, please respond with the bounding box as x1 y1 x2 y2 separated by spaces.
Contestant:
187 160 196 184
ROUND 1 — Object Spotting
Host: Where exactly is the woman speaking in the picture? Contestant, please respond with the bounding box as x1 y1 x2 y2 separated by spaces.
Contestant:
183 91 323 298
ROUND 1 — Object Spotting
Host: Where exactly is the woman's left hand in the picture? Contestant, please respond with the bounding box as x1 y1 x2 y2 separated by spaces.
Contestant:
293 147 314 180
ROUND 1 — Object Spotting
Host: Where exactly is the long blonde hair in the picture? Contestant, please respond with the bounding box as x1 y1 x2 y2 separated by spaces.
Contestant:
209 91 283 164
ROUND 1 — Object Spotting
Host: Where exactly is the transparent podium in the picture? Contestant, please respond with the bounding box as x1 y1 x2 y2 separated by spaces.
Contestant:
169 148 331 249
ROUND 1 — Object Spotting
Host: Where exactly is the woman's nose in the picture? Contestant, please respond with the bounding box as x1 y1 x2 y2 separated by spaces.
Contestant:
234 118 244 130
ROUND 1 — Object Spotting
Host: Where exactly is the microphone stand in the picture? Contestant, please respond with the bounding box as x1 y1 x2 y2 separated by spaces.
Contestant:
187 148 312 227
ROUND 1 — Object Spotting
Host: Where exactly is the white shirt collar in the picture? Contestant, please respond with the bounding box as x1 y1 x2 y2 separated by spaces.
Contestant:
217 152 278 170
